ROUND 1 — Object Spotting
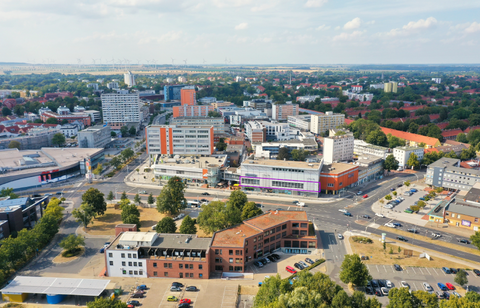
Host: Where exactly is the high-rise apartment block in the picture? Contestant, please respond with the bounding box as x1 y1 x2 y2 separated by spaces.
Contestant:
384 82 398 93
124 71 136 87
310 111 345 135
323 131 354 164
101 93 141 130
164 85 186 101
145 125 214 156
181 86 196 106
272 101 299 120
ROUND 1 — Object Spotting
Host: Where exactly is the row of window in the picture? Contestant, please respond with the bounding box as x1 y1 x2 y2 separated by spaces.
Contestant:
122 270 144 275
152 272 203 278
215 266 243 272
215 258 243 264
284 240 316 248
272 181 304 189
117 253 137 259
272 168 305 173
215 249 243 255
158 263 203 270
110 261 143 267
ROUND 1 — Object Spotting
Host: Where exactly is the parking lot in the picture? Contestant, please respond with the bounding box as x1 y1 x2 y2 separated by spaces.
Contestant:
247 253 322 279
366 264 480 304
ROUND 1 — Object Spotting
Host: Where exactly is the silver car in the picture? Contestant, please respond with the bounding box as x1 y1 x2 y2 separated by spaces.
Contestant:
423 282 433 291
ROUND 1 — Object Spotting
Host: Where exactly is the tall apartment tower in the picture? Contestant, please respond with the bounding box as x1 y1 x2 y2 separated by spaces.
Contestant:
384 81 397 93
124 71 136 87
310 111 345 135
101 93 141 130
323 132 354 164
272 101 299 120
145 125 214 155
181 86 196 106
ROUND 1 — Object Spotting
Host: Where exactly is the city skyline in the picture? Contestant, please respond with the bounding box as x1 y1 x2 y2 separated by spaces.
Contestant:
0 0 480 64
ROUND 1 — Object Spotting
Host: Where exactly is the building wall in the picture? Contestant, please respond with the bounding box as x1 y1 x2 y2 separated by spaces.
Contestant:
106 249 147 278
101 93 141 129
145 258 210 279
40 112 91 126
445 211 480 231
393 147 424 167
310 113 345 134
171 117 227 135
78 126 112 148
172 105 214 118
323 134 354 164
181 87 196 106
272 103 299 120
320 166 359 193
146 125 214 155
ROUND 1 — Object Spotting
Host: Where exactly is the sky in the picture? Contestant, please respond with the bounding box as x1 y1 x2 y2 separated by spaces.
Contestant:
1 0 480 65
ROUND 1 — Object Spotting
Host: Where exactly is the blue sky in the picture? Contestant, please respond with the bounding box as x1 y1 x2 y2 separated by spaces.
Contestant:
1 0 479 64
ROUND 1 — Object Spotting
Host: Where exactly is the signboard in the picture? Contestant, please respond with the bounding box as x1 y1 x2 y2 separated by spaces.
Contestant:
462 220 471 227
381 233 386 243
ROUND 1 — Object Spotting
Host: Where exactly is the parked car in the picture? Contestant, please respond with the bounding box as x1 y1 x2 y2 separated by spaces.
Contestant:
442 267 451 274
446 283 455 290
338 234 344 240
410 188 418 192
299 261 309 268
262 257 271 264
362 215 371 219
390 188 396 191
99 248 105 253
437 283 448 291
363 194 368 198
178 303 190 308
394 264 402 271
393 223 402 227
180 299 192 304
344 212 352 217
404 209 413 214
401 281 409 289
385 223 396 228
338 209 347 213
136 285 147 290
253 261 263 267
202 192 210 195
386 280 393 288
396 236 407 242
381 287 389 296
131 292 144 298
305 258 314 264
473 269 480 276
267 256 276 262
398 183 403 187
172 282 184 287
294 263 302 270
443 292 450 300
452 291 461 298
371 280 378 288
384 205 394 209
170 286 182 292
436 291 445 299
286 266 297 274
378 280 386 288
138 190 147 194
375 289 382 296
357 191 363 195
271 253 281 260
167 296 178 302
432 233 441 238
375 213 385 218
450 268 458 274
423 282 433 291
185 286 199 292
127 301 141 306
366 287 373 295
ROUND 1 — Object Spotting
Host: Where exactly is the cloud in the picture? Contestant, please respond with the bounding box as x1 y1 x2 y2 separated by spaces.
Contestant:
333 30 364 41
212 0 252 8
304 0 327 8
366 20 375 25
137 31 183 44
386 17 437 37
235 22 248 30
316 24 330 31
465 22 480 33
344 17 361 30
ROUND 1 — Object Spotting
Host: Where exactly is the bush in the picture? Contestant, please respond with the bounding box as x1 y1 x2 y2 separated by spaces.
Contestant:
106 171 116 177
352 236 373 244
144 168 151 172
61 247 83 258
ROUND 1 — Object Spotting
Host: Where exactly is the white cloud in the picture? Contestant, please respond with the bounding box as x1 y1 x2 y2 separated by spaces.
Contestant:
235 22 248 30
386 17 437 37
316 24 330 31
465 22 480 33
335 26 341 30
333 30 364 41
344 17 361 30
366 20 375 25
304 0 327 8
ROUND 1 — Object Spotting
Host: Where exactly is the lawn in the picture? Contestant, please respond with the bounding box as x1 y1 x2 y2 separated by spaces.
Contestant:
349 236 468 269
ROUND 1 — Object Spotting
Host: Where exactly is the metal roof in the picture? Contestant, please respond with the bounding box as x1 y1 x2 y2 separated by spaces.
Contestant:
1 276 110 296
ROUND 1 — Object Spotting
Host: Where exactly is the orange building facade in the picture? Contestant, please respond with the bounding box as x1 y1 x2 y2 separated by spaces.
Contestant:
172 105 214 118
180 87 196 106
320 163 359 194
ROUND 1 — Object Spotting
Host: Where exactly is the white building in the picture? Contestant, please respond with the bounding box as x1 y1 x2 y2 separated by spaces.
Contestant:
369 83 384 90
124 71 136 87
101 93 142 130
393 146 424 168
107 82 119 89
254 139 318 159
272 101 299 120
432 78 442 84
353 140 391 159
171 117 228 135
235 76 244 82
87 83 99 90
84 110 102 123
351 85 363 93
246 121 290 142
342 91 374 102
78 125 112 148
287 115 311 131
323 131 354 164
296 95 320 104
310 111 345 135
178 76 187 83
60 124 79 138
74 105 86 113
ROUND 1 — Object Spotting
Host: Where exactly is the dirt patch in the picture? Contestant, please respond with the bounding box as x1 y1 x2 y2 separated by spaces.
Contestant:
52 247 85 264
239 285 259 295
349 237 468 269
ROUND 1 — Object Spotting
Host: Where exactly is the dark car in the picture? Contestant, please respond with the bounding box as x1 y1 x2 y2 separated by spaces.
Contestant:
366 287 373 295
407 229 418 233
267 256 276 262
390 188 396 191
127 301 140 306
398 183 403 187
99 248 105 253
396 236 407 242
294 263 302 270
375 289 382 296
344 212 352 217
305 258 314 264
443 292 450 300
394 264 402 271
200 199 208 203
371 280 378 288
185 286 199 292
378 280 386 288
271 254 281 260
450 268 458 274
131 292 144 298
458 239 471 244
172 282 184 287
393 223 402 227
178 303 190 308
202 192 210 195
473 269 480 276
362 215 371 219
56 191 62 195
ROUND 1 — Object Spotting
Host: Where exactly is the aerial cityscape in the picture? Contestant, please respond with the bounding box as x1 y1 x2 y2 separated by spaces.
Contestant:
1 1 480 308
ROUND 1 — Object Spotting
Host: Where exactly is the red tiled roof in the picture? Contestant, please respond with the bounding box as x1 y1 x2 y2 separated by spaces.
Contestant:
380 127 440 147
444 140 470 148
429 114 440 121
441 129 462 138
424 148 439 154
464 126 480 133
244 210 308 230
344 118 354 125
211 224 259 247
436 122 449 130
3 126 21 134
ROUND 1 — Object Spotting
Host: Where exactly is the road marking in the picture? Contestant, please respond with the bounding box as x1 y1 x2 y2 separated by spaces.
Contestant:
418 268 423 275
412 282 418 291
391 265 396 273
383 265 387 272
425 268 431 275
432 268 439 275
376 265 379 272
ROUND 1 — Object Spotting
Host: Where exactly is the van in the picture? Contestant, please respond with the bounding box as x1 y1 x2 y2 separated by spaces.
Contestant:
286 266 297 274
187 201 200 208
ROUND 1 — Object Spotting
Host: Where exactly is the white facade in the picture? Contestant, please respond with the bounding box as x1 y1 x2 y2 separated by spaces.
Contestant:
101 93 141 128
60 124 79 138
296 95 320 104
146 125 213 155
254 139 318 159
369 83 384 89
354 140 391 159
87 83 99 90
124 71 136 87
178 76 187 83
393 146 424 168
323 133 354 164
351 85 363 93
310 112 345 135
107 82 119 89
342 91 374 102
84 110 102 123
287 115 311 131
171 117 228 134
432 78 442 84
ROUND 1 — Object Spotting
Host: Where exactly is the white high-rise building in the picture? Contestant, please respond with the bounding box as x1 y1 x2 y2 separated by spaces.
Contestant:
323 131 354 164
124 71 136 87
310 111 345 135
101 93 141 130
393 146 424 168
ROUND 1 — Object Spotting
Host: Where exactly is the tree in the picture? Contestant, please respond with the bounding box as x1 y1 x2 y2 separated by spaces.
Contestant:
59 234 85 254
121 191 128 200
8 140 21 150
208 110 222 117
107 191 114 201
121 202 141 228
407 122 419 134
412 290 438 308
339 254 371 286
456 132 468 143
407 153 420 169
86 297 128 308
471 231 480 251
52 133 66 146
120 126 128 136
0 187 19 199
72 203 96 228
134 193 141 204
2 106 12 116
392 191 397 196
147 193 154 206
385 194 392 200
179 215 197 234
46 117 58 124
155 217 177 233
110 156 122 169
227 190 248 211
404 181 411 187
215 139 228 151
197 201 230 234
44 198 64 221
156 176 186 216
92 163 103 175
129 126 136 136
454 269 468 287
111 131 117 137
291 149 307 161
123 214 141 228
366 130 388 147
444 150 458 159
241 201 263 220
387 287 416 308
120 148 134 162
82 187 107 216
387 135 405 148
384 154 399 172
277 147 290 160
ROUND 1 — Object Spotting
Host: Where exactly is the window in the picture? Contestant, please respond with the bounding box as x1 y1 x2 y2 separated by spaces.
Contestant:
154 271 157 276
300 230 307 236
215 249 222 255
139 271 143 275
309 242 316 248
153 262 157 268
215 258 222 263
254 245 257 250
235 250 242 255
108 253 113 257
292 230 299 235
129 270 133 275
128 262 132 266
215 266 223 271
292 223 299 228
282 231 287 237
229 258 233 263
164 263 168 268
282 224 287 230
199 264 203 270
284 240 291 247
179 264 183 269
276 227 281 232
133 262 137 266
264 238 269 244
139 262 142 267
301 223 307 228
109 261 113 266
327 183 334 187
229 266 234 271
133 255 136 258
276 234 281 240
301 241 308 248
235 258 242 264
164 272 169 277
235 266 243 271
199 273 203 278
121 253 125 258
245 240 248 245
122 261 126 266
128 253 132 258
270 236 275 242
229 250 233 255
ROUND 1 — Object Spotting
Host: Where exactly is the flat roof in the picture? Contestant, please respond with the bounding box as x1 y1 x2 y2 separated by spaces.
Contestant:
153 155 227 169
151 234 211 250
1 276 110 296
120 232 157 243
322 162 358 174
241 158 321 169
245 210 308 230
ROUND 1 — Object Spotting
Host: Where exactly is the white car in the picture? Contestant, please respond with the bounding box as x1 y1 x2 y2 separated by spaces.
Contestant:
423 282 433 291
401 281 409 289
384 205 394 209
385 223 396 228
386 280 393 288
375 213 385 218
338 209 347 213
299 261 308 268
338 234 344 240
297 202 305 207
357 191 363 195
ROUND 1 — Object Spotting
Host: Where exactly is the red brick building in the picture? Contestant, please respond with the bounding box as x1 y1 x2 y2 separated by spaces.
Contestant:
40 111 91 126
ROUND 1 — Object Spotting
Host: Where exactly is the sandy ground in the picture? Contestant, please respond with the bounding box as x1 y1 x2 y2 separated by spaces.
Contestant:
52 247 85 264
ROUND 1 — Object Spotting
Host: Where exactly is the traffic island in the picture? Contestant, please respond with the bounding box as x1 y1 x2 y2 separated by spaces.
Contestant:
52 247 85 264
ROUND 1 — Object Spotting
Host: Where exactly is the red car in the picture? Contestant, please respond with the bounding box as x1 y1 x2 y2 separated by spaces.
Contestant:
180 299 192 304
286 266 297 274
363 194 368 198
446 283 455 290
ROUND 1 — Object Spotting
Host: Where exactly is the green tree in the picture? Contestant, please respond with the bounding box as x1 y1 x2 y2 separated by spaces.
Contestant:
111 131 117 137
412 290 438 308
277 147 290 160
121 191 128 200
215 138 228 151
407 153 420 169
384 154 399 172
86 297 128 308
123 214 141 228
179 215 197 234
8 140 21 150
254 274 292 307
82 187 107 216
121 202 141 228
44 198 64 221
387 287 416 308
407 122 419 134
0 187 19 199
197 201 230 234
385 194 392 200
107 191 114 201
155 217 177 233
387 135 405 148
454 269 468 287
52 133 66 146
208 110 222 117
470 231 480 251
129 126 136 136
404 181 410 187
291 149 307 161
72 203 96 228
241 201 263 220
134 193 141 204
156 176 187 215
120 126 128 136
456 133 468 143
46 117 58 124
444 150 458 159
2 106 12 116
366 130 388 146
147 193 154 205
339 254 371 286
92 163 103 176
227 190 248 211
110 156 122 169
392 191 397 196
120 148 134 162
59 234 85 254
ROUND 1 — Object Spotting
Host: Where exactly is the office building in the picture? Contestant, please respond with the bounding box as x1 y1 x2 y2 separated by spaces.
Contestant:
432 78 442 84
393 146 424 168
228 109 268 126
171 117 227 135
164 85 186 101
0 129 60 150
145 125 214 156
60 124 79 138
101 93 141 130
425 157 480 191
287 115 311 131
354 155 384 185
239 157 322 198
323 131 354 164
172 105 213 118
198 97 216 104
83 110 102 123
354 140 391 159
40 110 91 126
107 82 119 89
245 121 290 142
181 86 196 106
320 162 359 194
243 99 272 110
384 82 398 93
272 102 299 120
310 112 345 135
254 139 318 159
124 71 136 87
244 121 266 142
441 183 480 231
78 125 112 148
